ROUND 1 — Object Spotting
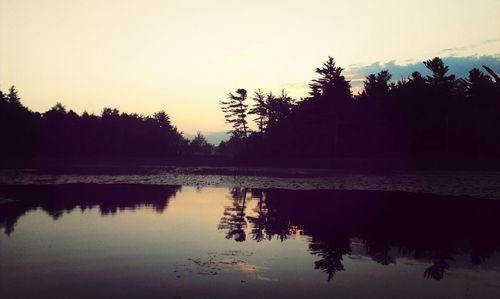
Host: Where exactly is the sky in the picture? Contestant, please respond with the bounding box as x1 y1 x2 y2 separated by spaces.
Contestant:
0 0 499 137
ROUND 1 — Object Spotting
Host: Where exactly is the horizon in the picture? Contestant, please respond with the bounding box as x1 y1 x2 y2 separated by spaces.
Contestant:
2 54 498 144
0 0 499 136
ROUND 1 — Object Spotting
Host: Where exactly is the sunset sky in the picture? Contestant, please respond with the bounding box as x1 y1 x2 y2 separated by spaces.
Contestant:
1 0 499 136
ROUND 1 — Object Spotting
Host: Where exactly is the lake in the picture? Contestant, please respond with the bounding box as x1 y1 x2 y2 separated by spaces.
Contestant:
1 184 500 299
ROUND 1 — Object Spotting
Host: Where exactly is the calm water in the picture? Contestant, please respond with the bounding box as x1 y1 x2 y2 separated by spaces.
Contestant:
1 184 500 299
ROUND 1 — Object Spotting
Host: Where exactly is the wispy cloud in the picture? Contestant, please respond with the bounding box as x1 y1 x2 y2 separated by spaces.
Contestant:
440 39 499 56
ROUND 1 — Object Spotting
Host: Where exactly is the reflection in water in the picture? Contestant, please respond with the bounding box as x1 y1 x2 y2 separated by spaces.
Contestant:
0 184 181 235
218 188 500 282
218 187 249 242
1 184 500 298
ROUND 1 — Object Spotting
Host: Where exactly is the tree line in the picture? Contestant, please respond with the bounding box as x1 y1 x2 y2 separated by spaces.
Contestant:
0 88 213 157
1 56 498 163
219 57 500 162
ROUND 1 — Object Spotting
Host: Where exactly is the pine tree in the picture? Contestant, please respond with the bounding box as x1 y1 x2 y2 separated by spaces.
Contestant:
309 56 351 103
248 89 268 134
7 86 21 106
363 70 392 99
220 89 249 139
423 57 456 92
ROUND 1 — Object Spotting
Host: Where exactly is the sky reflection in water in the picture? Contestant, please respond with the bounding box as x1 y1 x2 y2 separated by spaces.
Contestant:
1 184 500 299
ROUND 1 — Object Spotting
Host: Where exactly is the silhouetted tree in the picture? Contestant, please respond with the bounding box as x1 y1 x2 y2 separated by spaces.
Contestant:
363 70 392 99
408 71 427 90
0 86 187 158
423 57 456 93
248 89 268 134
2 54 500 163
6 86 21 106
0 86 38 156
266 90 293 128
309 56 352 103
153 110 172 128
189 131 214 156
306 57 352 156
220 89 249 139
464 68 496 100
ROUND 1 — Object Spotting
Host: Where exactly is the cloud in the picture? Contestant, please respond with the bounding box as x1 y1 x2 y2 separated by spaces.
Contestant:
439 39 499 56
345 54 500 91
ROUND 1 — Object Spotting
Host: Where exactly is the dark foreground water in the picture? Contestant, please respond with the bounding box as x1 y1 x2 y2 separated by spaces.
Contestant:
1 184 500 299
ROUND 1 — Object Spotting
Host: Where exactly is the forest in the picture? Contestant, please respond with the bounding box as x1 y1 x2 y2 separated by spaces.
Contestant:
219 57 499 162
1 56 499 165
0 89 213 158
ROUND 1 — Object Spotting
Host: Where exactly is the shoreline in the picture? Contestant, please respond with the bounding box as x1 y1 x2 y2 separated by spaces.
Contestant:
1 167 499 200
2 155 500 172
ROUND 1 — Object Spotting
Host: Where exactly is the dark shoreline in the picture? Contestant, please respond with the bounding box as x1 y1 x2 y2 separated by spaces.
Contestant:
2 155 500 173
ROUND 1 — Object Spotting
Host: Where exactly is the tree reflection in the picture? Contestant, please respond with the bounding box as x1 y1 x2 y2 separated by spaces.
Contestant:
218 187 249 242
246 189 268 242
310 235 351 282
364 238 395 266
424 255 454 281
218 188 500 282
0 184 181 235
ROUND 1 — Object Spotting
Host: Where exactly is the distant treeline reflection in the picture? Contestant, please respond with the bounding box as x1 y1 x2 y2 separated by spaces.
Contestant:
0 184 181 235
1 184 499 282
1 56 499 163
219 187 500 281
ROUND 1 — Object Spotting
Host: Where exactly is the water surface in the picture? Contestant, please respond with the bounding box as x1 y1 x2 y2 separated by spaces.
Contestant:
1 184 500 298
